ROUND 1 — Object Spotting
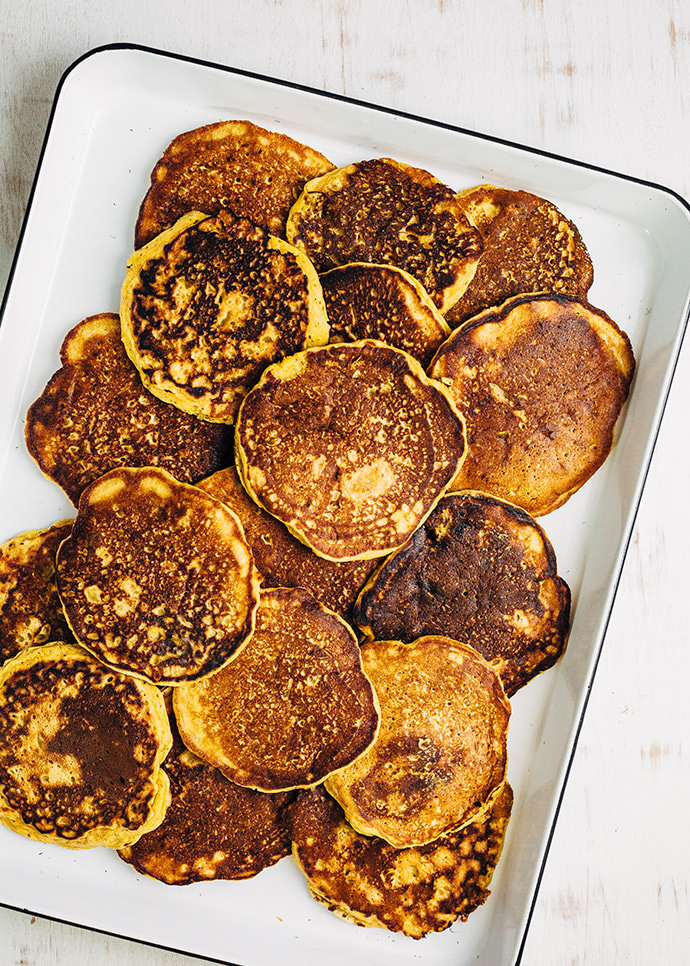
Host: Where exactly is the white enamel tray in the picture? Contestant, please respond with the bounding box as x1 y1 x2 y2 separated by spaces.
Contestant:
1 43 689 966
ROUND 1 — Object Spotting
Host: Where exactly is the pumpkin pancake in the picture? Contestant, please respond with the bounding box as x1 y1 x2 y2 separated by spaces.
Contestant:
429 293 636 515
0 642 171 849
235 340 467 561
288 782 513 939
324 635 510 849
173 587 380 792
353 492 571 696
56 466 259 685
0 520 74 665
121 209 330 423
134 119 334 249
286 158 482 312
25 314 233 505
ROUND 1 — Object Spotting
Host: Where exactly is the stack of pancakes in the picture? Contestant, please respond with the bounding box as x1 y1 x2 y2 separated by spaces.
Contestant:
1 117 637 938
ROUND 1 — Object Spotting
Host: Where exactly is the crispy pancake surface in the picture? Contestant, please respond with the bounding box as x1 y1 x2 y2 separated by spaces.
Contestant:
56 467 259 685
25 314 232 504
135 119 334 248
324 635 510 848
429 293 636 515
173 587 380 791
0 643 171 849
354 492 570 695
121 210 330 423
288 782 512 938
286 158 482 312
235 339 466 561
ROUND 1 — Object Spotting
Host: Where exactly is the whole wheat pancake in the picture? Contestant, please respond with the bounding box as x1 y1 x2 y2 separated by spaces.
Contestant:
135 119 334 248
288 782 513 938
324 635 510 848
121 209 330 423
446 185 594 327
25 314 233 504
173 587 380 791
56 466 259 685
353 492 571 695
0 643 171 849
0 521 74 665
235 340 467 561
286 158 482 312
429 293 636 515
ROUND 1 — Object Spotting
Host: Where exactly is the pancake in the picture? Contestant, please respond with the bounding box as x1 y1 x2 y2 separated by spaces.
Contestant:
173 587 380 792
324 635 510 848
0 642 171 849
134 119 334 248
197 466 377 625
285 158 483 312
56 466 259 685
429 293 636 515
25 313 233 504
446 184 594 327
320 263 450 367
353 492 571 696
0 521 74 665
288 782 513 938
235 339 467 561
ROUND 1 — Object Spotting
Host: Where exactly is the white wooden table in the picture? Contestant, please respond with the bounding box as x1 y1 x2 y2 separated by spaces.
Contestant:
1 2 689 963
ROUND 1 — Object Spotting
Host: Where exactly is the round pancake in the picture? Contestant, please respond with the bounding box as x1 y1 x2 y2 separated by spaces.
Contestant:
429 293 636 515
197 466 377 625
25 314 233 504
324 635 510 848
353 492 571 696
56 466 259 685
285 158 483 312
320 263 450 367
0 521 74 664
235 339 467 561
0 642 171 849
288 782 513 938
173 587 380 791
121 209 330 423
134 119 334 248
446 184 594 327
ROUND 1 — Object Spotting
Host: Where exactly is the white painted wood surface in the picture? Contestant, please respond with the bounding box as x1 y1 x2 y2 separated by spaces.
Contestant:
1 1 689 963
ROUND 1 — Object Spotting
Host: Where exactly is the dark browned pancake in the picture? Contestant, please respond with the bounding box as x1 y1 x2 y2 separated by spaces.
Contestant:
56 467 259 685
235 340 466 561
0 521 74 664
286 158 482 312
353 492 571 695
173 587 380 791
135 119 334 248
288 782 513 938
25 314 233 504
429 294 636 515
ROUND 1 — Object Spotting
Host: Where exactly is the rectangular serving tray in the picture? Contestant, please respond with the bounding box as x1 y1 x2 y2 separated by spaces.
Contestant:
1 43 689 966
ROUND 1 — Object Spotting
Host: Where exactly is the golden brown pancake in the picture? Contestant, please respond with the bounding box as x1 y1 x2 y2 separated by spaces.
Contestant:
135 119 334 249
25 314 233 504
197 466 377 625
447 184 594 327
353 492 571 695
429 293 636 515
56 466 259 685
173 587 380 791
121 210 330 423
235 339 467 561
324 635 510 848
0 521 74 664
0 642 171 849
288 782 513 938
286 158 483 312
